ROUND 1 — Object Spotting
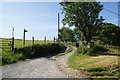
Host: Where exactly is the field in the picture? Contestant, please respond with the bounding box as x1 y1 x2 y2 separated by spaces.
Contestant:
0 38 57 65
67 48 119 78
0 38 54 48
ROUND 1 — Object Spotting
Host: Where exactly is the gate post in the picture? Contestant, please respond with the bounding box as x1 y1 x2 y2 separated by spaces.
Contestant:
32 37 34 45
44 37 46 43
12 37 14 51
23 29 28 46
54 37 55 42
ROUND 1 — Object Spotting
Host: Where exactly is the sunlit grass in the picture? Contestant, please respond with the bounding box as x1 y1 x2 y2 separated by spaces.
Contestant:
14 40 54 48
0 38 54 48
0 38 56 65
67 48 119 78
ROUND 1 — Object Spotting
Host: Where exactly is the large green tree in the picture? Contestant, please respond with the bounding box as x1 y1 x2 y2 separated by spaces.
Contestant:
59 27 74 42
60 2 104 44
94 23 120 46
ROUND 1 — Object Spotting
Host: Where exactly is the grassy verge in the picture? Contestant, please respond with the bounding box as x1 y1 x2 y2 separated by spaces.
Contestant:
1 43 66 65
50 45 73 59
67 48 119 78
1 49 24 66
68 42 76 47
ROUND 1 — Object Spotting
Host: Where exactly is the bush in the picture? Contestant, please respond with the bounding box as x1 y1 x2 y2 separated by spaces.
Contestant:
2 43 66 65
86 45 109 56
15 43 66 59
77 44 87 54
77 42 109 56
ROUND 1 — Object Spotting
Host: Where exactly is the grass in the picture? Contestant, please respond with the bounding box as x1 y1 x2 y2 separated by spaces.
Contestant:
86 65 119 78
0 38 54 48
1 49 24 65
0 38 65 65
68 42 76 47
14 39 54 48
1 43 66 65
67 47 119 78
50 45 73 59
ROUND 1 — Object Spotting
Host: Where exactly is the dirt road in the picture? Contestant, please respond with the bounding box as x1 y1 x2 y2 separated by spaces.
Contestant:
2 46 79 78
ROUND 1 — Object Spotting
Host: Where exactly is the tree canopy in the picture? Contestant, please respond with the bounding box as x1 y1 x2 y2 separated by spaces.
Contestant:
94 23 120 46
58 27 74 42
73 27 83 41
60 2 104 43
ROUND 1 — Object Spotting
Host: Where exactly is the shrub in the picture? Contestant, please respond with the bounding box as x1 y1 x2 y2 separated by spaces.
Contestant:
15 43 66 59
86 45 109 56
77 44 87 54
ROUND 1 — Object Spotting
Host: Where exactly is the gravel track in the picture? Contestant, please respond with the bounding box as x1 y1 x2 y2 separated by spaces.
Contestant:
1 46 80 78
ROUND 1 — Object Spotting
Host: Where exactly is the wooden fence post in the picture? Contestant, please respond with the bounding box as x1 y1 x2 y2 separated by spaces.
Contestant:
12 37 14 51
54 37 55 42
23 29 28 46
44 37 46 43
32 37 34 45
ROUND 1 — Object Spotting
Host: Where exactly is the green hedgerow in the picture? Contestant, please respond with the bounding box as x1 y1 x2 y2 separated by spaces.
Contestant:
15 43 66 59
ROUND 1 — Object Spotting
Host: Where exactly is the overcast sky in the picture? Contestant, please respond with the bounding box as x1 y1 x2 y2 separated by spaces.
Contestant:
1 2 119 40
